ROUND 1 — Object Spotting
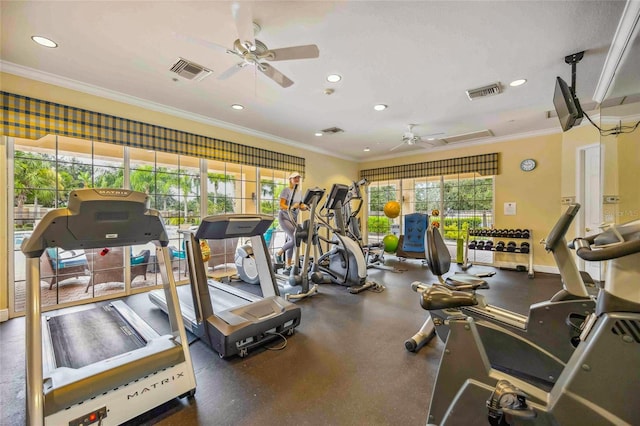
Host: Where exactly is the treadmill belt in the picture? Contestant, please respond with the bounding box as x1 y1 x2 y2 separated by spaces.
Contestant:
47 306 146 369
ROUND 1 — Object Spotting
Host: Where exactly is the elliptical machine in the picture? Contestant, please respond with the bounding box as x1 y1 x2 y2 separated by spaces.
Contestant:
235 185 325 301
311 183 383 294
422 218 640 425
342 178 397 272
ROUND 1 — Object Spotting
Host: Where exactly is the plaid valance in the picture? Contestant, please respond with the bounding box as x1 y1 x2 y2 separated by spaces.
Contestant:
360 153 499 182
1 91 305 174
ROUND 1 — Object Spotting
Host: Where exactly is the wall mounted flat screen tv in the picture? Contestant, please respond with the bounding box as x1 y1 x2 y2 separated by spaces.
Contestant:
553 76 583 132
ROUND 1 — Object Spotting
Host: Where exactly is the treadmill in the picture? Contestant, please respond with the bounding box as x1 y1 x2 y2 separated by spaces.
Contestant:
149 214 302 358
22 189 196 426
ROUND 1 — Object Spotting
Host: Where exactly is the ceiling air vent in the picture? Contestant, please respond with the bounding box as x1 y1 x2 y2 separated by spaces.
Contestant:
321 127 344 134
441 129 494 144
466 83 502 100
170 58 212 81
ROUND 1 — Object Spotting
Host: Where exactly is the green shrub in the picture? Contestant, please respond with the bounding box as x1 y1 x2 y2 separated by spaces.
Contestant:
167 217 186 226
368 216 391 234
439 217 484 240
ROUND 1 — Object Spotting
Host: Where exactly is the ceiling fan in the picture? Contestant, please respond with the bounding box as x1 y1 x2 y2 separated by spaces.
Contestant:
175 3 319 88
389 125 446 151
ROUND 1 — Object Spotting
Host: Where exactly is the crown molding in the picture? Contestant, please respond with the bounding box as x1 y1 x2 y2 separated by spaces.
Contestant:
1 61 357 162
593 0 640 103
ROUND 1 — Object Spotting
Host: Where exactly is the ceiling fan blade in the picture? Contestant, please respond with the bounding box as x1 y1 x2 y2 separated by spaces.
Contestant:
172 32 229 54
389 142 407 152
267 45 320 61
258 63 294 88
419 136 446 146
231 2 255 50
217 63 245 80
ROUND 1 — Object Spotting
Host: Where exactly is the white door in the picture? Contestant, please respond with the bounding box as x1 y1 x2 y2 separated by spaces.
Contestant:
578 144 602 281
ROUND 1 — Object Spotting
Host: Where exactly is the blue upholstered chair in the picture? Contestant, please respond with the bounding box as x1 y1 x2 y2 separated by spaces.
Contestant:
396 213 428 262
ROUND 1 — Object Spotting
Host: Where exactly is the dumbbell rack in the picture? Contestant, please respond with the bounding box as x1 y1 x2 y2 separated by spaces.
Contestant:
467 228 534 279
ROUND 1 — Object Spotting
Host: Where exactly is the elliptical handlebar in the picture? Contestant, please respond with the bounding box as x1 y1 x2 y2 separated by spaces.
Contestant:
286 183 300 223
544 203 580 251
574 237 640 261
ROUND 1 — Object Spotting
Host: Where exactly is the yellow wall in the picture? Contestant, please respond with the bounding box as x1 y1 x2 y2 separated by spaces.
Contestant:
359 134 564 268
616 124 640 223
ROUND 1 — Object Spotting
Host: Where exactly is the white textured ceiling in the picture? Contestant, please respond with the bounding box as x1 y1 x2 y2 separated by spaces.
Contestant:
1 1 636 161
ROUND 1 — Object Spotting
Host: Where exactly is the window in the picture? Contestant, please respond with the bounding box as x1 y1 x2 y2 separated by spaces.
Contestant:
367 173 494 261
9 135 294 315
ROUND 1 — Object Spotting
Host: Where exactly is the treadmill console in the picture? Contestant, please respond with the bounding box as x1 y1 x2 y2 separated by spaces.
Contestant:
21 188 168 257
196 214 274 240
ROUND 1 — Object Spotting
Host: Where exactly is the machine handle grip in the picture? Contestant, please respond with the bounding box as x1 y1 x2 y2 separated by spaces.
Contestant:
544 204 580 251
574 238 640 261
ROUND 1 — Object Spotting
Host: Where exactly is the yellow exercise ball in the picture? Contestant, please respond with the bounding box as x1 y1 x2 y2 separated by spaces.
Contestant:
383 201 401 219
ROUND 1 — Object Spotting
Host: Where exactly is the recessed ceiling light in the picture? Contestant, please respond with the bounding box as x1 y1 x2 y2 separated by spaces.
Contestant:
31 36 58 48
373 104 387 111
315 132 323 136
363 147 371 152
326 74 342 83
427 138 435 141
509 79 527 87
231 104 244 110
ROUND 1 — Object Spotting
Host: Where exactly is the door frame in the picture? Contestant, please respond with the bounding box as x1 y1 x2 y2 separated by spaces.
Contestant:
576 143 602 280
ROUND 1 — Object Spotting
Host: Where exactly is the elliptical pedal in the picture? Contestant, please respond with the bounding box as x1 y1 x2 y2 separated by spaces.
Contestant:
348 280 385 294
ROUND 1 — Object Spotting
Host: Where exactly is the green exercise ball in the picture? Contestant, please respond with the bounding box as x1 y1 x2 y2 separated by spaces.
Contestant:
382 234 399 253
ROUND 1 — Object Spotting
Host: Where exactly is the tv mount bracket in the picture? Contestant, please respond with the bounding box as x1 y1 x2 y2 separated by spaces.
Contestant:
564 51 584 95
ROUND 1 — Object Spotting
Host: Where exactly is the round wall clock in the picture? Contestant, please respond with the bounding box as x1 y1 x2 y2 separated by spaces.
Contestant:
520 159 537 172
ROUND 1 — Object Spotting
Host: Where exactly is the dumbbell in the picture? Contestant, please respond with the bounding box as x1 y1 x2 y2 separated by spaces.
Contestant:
495 241 506 251
468 240 477 250
522 229 530 239
506 241 517 252
476 240 485 250
514 229 523 238
506 229 515 238
484 240 494 250
520 242 530 253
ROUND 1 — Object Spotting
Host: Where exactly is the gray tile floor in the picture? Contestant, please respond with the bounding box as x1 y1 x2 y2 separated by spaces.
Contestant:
0 258 566 426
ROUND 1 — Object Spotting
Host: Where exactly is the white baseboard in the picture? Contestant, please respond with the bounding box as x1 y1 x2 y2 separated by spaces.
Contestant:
482 260 559 276
0 309 8 322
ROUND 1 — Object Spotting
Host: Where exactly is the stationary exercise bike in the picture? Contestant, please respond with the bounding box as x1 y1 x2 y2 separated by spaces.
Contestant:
422 218 640 425
409 204 595 387
310 183 383 293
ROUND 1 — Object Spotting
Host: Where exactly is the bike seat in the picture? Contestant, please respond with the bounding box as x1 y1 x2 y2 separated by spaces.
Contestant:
420 284 478 310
